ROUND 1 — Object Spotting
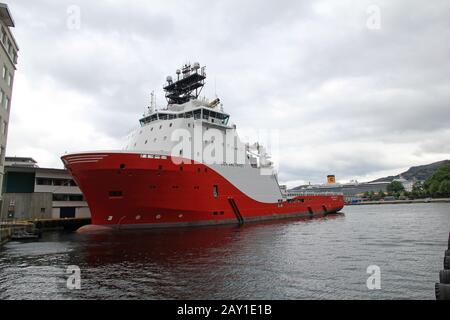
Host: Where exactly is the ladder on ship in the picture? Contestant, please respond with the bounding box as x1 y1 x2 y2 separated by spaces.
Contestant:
228 198 244 225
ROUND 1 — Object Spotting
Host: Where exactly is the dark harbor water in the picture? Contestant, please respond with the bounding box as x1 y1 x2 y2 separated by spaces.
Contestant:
1 203 449 300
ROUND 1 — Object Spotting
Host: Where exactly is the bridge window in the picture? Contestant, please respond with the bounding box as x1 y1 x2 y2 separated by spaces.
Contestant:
213 185 219 198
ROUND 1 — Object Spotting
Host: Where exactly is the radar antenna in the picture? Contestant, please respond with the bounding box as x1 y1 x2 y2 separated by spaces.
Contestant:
149 91 155 114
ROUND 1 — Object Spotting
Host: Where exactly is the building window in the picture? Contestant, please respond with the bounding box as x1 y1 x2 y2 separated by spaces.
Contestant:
7 73 12 87
3 96 9 110
2 65 6 79
40 208 46 213
36 178 52 185
2 121 7 135
69 195 83 201
1 28 6 44
52 194 83 201
7 40 12 56
0 90 3 105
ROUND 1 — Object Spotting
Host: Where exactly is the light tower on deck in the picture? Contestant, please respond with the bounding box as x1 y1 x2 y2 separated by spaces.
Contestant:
163 62 206 105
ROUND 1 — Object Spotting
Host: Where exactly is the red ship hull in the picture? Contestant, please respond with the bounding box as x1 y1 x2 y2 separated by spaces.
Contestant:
62 152 344 228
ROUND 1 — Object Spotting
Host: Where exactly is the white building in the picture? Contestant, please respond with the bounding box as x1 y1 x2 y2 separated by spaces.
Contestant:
1 157 90 220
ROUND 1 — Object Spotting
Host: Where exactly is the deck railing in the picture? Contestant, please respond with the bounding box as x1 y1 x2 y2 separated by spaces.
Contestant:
285 191 344 197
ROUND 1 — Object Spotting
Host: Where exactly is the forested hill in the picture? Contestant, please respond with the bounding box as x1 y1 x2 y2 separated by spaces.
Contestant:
371 160 450 182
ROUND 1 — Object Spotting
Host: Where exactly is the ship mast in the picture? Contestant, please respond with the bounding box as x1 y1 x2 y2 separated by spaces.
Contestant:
163 62 206 105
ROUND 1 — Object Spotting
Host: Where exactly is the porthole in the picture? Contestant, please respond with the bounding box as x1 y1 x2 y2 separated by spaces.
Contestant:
136 215 141 220
178 214 183 218
169 123 173 127
151 127 154 131
107 216 113 221
159 125 162 129
156 214 161 220
145 140 148 144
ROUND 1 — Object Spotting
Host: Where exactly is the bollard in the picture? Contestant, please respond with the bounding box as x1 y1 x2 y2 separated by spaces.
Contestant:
440 270 450 284
435 283 450 300
445 256 450 270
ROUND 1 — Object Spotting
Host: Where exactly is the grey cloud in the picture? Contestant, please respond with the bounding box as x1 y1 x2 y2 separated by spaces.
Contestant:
6 0 450 182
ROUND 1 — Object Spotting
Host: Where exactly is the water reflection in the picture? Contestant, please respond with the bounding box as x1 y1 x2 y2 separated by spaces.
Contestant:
1 204 448 300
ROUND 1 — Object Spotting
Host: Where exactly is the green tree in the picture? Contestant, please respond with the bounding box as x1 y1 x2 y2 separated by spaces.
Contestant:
438 180 450 197
378 190 385 198
424 163 450 198
411 181 424 198
387 181 405 193
429 181 440 197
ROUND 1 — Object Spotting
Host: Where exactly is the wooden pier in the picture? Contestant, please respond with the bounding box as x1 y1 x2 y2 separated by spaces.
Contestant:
0 218 91 244
0 227 12 246
32 218 91 231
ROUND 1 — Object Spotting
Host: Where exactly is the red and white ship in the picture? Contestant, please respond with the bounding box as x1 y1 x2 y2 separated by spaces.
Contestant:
62 63 344 229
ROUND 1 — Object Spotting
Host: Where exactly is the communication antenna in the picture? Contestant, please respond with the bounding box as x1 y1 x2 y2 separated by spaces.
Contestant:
149 91 155 114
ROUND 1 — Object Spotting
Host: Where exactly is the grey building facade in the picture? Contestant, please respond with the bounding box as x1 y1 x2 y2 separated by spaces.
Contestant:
1 157 91 220
0 3 18 203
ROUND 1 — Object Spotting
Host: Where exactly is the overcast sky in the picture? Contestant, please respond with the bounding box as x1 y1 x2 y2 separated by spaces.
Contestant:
6 0 450 187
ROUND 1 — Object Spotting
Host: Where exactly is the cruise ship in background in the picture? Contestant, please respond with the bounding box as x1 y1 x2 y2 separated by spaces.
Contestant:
61 63 344 229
